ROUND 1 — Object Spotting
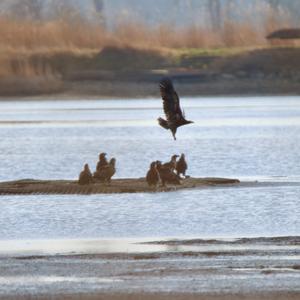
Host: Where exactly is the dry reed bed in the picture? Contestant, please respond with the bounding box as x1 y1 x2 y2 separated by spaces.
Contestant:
0 8 295 96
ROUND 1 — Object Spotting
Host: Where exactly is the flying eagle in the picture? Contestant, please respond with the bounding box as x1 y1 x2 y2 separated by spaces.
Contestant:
158 78 193 140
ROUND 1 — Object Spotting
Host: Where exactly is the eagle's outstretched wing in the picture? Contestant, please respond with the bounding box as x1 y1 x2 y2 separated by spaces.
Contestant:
159 78 184 122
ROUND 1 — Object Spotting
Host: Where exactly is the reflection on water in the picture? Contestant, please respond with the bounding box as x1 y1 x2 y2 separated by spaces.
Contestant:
0 96 299 241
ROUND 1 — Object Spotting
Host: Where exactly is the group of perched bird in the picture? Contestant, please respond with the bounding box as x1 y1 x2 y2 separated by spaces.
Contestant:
78 77 193 186
78 153 116 185
78 152 188 188
146 154 188 187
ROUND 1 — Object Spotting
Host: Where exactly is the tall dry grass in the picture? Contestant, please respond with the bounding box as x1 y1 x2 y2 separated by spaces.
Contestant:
0 4 294 82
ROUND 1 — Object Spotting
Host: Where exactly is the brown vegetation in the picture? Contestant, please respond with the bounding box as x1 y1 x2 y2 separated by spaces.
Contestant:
215 47 300 74
0 6 296 97
0 15 282 56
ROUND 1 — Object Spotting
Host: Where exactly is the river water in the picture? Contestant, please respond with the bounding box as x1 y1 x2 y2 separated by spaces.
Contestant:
0 96 299 240
0 96 300 297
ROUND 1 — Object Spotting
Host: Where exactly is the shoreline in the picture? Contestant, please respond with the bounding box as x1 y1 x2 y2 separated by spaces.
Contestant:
2 46 300 99
1 92 300 102
1 78 300 100
2 91 300 102
1 235 299 258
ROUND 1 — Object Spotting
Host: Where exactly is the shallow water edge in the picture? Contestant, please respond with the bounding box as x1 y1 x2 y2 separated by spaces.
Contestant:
0 236 299 298
0 235 299 258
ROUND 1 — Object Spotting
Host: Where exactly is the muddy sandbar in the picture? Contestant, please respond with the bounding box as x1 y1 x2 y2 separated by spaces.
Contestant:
0 177 239 195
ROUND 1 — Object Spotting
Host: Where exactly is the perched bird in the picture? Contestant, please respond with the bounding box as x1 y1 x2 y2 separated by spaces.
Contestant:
95 158 116 183
96 152 108 171
158 78 193 140
78 163 93 185
176 153 188 178
146 161 161 187
94 152 108 179
163 154 179 172
156 161 181 187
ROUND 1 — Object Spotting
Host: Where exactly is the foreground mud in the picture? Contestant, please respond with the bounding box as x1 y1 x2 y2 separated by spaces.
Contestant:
0 237 299 299
0 177 239 195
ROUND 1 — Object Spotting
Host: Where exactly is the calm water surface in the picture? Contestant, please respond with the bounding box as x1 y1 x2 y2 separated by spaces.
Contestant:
0 96 300 241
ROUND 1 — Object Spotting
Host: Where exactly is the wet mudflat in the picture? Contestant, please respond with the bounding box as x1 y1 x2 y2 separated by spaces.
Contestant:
0 237 299 299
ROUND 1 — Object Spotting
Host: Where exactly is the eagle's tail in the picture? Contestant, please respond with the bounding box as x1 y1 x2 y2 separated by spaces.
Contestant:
157 117 169 130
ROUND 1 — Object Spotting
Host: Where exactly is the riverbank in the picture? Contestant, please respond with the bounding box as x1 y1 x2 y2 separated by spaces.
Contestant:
4 78 300 101
2 46 300 98
41 77 300 99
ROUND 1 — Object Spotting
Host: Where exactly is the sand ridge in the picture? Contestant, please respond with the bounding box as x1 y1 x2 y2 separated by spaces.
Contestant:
0 177 240 195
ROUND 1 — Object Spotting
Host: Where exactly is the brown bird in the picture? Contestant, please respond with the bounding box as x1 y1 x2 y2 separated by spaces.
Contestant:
156 161 181 187
176 153 188 178
163 154 179 172
96 152 108 171
94 152 108 179
146 161 161 187
158 78 193 140
78 163 93 185
95 158 116 183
